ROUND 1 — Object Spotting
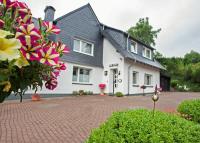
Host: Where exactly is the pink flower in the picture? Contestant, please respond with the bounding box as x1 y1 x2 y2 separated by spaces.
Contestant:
15 23 41 44
55 62 66 70
0 0 11 7
20 41 41 60
38 46 59 66
45 78 58 90
52 41 69 54
42 21 61 34
99 84 106 89
9 1 29 9
0 19 4 29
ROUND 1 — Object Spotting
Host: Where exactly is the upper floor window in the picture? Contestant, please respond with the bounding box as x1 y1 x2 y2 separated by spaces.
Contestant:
73 38 94 56
142 47 152 59
72 66 91 83
144 74 152 85
130 41 137 54
132 71 139 85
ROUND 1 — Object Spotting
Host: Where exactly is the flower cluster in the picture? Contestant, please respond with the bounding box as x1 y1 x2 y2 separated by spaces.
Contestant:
99 83 106 89
0 0 69 100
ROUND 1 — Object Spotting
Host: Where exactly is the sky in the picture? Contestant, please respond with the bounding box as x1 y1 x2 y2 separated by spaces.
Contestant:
21 0 200 57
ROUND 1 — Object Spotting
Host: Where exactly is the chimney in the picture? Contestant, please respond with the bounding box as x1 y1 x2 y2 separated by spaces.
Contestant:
44 6 56 21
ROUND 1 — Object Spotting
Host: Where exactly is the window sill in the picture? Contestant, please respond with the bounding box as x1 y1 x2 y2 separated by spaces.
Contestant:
144 85 154 88
132 84 139 87
72 82 93 85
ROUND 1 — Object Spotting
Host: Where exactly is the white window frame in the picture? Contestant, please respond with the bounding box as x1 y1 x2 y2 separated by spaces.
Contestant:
132 71 139 85
144 74 152 86
130 41 138 54
142 47 152 59
72 66 92 84
73 38 94 56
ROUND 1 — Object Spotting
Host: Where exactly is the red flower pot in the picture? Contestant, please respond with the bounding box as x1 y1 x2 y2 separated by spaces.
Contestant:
32 94 40 101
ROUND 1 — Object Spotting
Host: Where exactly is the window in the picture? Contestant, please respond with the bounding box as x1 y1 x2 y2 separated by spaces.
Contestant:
132 71 139 85
72 67 91 83
144 74 152 85
130 41 137 53
73 39 94 56
142 47 152 59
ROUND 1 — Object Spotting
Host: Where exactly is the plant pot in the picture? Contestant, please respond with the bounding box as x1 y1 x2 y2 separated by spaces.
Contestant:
32 94 40 101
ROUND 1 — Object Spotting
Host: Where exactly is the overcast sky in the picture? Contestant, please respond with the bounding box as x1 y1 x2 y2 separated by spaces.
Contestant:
21 0 200 57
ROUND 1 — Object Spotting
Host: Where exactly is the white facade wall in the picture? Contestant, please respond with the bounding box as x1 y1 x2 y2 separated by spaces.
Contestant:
27 62 103 94
124 60 160 95
27 38 160 95
102 39 124 94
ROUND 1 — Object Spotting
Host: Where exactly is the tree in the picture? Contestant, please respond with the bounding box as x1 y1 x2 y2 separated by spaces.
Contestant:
128 17 161 46
184 50 200 65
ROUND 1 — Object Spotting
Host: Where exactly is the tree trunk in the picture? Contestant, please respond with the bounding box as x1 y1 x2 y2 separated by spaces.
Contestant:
20 93 22 103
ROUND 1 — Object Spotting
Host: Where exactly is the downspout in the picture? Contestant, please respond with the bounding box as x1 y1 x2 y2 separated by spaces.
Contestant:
127 65 131 96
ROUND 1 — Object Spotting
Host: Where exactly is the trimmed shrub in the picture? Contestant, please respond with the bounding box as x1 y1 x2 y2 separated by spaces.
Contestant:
177 99 200 123
86 109 200 143
115 92 124 97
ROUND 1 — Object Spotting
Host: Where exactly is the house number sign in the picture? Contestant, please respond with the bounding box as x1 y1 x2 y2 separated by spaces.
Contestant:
109 64 118 67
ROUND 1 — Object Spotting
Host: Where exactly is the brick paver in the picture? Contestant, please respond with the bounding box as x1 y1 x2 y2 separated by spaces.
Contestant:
0 92 200 143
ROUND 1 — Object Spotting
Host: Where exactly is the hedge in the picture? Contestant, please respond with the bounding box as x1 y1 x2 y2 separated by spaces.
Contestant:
86 109 200 143
177 99 200 123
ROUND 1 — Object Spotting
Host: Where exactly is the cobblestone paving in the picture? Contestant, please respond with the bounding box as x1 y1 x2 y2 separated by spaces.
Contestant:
0 92 200 143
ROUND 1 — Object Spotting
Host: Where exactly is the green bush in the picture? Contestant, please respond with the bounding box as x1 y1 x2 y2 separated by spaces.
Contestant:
171 79 178 88
115 92 124 97
86 109 200 143
177 99 200 123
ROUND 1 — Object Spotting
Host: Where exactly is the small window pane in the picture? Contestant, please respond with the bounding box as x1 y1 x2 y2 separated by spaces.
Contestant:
131 42 137 53
146 50 151 58
81 41 92 55
72 67 78 82
133 72 138 84
79 69 90 83
145 74 152 85
74 39 81 52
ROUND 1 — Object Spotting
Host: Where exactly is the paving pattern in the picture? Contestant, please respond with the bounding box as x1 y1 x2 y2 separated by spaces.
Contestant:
0 92 200 143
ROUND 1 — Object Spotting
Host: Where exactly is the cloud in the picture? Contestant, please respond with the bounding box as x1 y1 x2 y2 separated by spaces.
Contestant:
22 0 200 57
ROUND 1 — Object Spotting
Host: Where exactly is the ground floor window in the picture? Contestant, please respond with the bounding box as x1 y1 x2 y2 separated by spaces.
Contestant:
144 74 152 85
132 71 139 85
72 67 91 83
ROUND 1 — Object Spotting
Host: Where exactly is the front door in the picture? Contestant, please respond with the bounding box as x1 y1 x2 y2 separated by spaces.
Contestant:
109 69 118 95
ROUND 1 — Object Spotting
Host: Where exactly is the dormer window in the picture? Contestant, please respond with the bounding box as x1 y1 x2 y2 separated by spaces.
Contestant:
142 47 152 59
130 41 137 54
73 38 94 56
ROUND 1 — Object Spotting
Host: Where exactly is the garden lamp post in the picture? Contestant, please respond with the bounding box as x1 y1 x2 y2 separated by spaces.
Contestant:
152 85 160 117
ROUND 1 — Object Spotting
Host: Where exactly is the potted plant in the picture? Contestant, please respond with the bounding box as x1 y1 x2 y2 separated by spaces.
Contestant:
31 83 40 101
99 83 106 96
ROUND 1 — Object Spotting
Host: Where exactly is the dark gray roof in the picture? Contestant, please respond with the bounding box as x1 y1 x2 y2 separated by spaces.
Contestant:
102 30 165 69
101 23 155 50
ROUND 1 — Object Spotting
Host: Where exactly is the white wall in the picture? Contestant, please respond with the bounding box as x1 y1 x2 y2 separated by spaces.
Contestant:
27 62 103 94
102 38 124 94
124 60 160 95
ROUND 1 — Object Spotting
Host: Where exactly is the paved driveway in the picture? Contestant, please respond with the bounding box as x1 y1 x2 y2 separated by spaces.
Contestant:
0 92 200 143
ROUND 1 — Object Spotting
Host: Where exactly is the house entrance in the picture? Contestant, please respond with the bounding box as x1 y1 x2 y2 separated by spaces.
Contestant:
109 69 118 95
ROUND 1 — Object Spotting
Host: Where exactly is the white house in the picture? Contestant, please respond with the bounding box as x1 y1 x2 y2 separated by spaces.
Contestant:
32 4 164 96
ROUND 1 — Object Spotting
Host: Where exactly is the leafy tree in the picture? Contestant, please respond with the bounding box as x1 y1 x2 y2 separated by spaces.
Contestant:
184 50 200 65
128 17 161 46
